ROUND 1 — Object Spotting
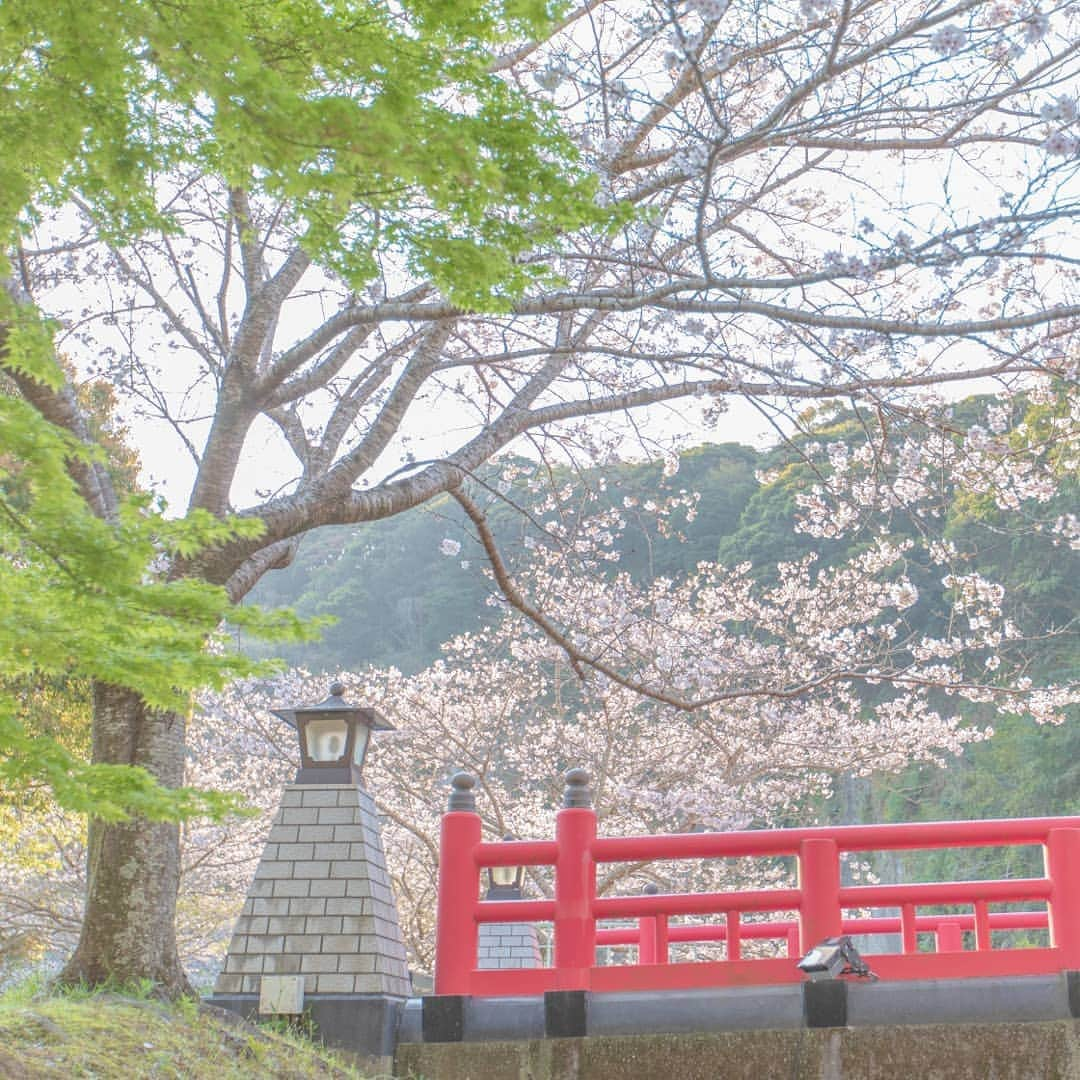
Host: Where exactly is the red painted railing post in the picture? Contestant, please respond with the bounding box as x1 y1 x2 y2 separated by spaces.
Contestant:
434 772 482 995
655 914 670 963
726 911 741 961
974 901 991 951
1045 827 1080 967
638 916 657 964
639 883 661 964
554 768 597 990
798 837 841 954
787 927 801 958
901 903 917 954
937 921 963 952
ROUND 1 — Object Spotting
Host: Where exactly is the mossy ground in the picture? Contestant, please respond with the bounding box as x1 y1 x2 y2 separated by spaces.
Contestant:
0 981 376 1079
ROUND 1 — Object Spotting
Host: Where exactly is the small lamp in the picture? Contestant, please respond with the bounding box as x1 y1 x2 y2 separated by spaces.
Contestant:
487 835 525 899
797 935 874 980
271 681 394 785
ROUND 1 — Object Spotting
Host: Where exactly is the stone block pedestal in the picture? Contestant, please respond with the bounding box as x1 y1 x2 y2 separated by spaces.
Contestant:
207 782 409 1062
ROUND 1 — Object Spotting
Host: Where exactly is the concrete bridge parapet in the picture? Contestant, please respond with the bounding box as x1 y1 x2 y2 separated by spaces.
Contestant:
395 1020 1080 1080
396 974 1080 1079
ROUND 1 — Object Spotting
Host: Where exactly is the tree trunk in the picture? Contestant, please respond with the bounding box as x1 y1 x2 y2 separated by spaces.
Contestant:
59 683 192 995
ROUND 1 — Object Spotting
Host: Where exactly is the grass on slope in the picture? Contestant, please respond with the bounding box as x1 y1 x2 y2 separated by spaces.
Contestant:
0 980 373 1079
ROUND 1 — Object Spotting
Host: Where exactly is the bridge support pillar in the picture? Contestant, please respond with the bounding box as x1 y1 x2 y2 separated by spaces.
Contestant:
803 979 848 1028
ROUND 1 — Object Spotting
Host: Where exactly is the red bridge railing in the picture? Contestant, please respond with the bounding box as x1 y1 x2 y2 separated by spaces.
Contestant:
434 769 1080 997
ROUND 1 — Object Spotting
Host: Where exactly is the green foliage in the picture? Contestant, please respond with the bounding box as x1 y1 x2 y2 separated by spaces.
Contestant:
0 393 319 820
0 0 626 828
0 0 608 307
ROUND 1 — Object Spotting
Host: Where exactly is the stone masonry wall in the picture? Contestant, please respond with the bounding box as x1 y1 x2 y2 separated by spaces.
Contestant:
477 921 542 969
214 783 410 998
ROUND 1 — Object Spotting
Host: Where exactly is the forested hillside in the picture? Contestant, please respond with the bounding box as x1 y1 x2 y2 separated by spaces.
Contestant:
248 400 1078 836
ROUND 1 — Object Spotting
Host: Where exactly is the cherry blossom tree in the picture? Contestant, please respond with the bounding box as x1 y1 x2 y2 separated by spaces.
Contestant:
139 480 1080 972
4 466 1074 977
7 0 1079 987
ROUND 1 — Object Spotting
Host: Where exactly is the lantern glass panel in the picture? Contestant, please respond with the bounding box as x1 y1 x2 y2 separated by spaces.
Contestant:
352 724 371 768
491 864 518 888
305 717 349 762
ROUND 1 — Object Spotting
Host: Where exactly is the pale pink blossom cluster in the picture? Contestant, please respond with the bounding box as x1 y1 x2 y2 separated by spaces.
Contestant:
930 25 968 56
794 400 1073 537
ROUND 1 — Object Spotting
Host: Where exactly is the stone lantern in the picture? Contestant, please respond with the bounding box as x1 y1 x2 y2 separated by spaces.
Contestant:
210 681 410 1070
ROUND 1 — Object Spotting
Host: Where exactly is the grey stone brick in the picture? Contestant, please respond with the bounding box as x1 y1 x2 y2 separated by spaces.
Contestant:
340 916 376 935
267 916 307 935
293 860 330 878
338 955 377 973
272 880 311 898
370 900 399 922
280 790 304 807
353 974 388 994
372 918 401 940
309 880 347 898
230 936 249 955
299 955 339 973
280 808 319 825
254 861 293 880
214 974 244 994
287 898 326 916
303 825 336 842
301 974 318 994
252 898 291 916
332 825 366 842
245 917 269 935
248 879 274 898
267 826 299 844
322 934 360 952
275 843 315 861
299 790 339 807
316 974 357 993
284 934 322 952
313 842 351 860
306 916 344 935
345 881 374 899
324 898 360 915
241 976 261 994
315 807 355 825
263 954 302 974
329 860 371 879
225 954 263 974
247 935 286 954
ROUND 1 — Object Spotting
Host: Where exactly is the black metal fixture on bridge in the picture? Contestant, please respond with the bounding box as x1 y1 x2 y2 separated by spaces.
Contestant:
271 681 394 785
797 935 875 980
